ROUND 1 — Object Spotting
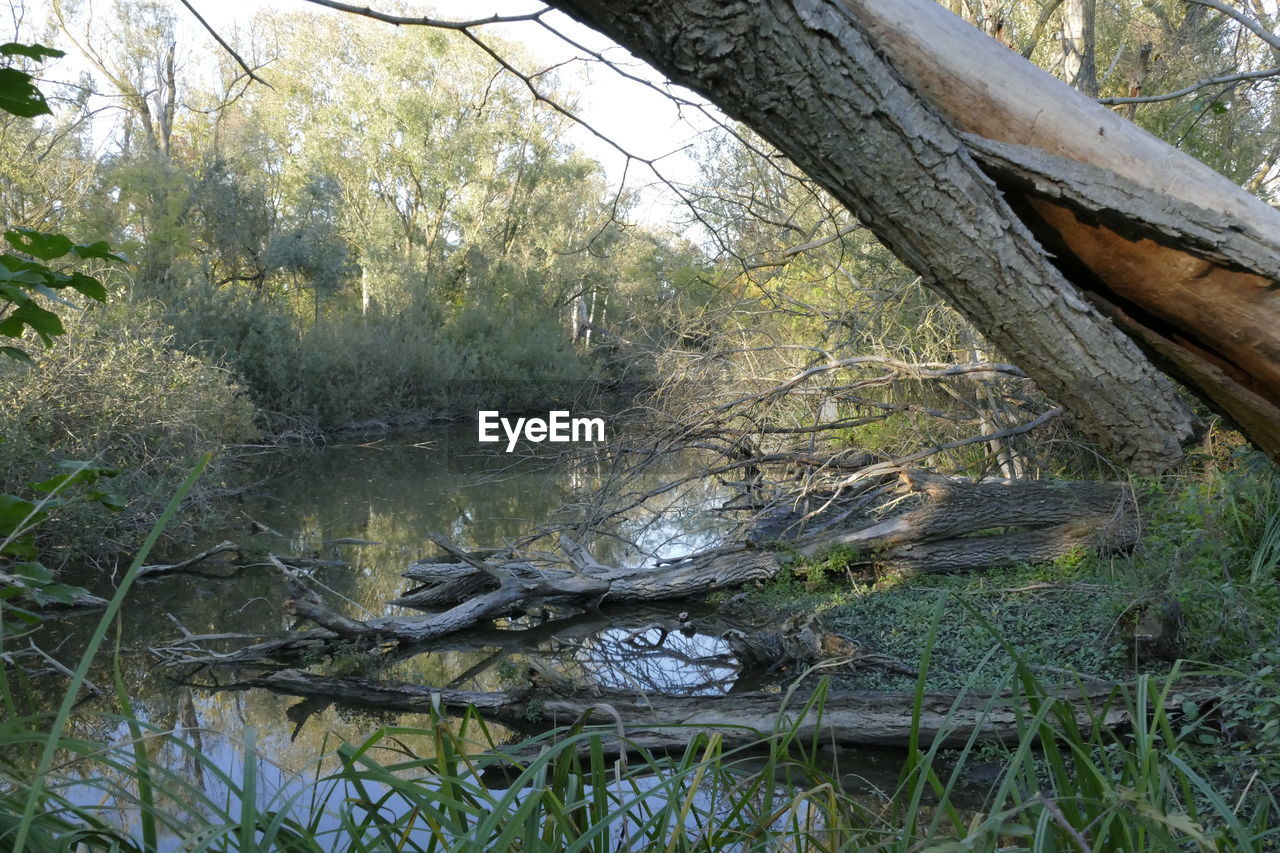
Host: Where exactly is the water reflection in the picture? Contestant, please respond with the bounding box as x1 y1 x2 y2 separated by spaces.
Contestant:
22 425 739 797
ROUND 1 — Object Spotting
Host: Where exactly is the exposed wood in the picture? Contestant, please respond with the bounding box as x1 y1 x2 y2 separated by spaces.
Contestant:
541 0 1280 465
542 0 1199 473
246 668 1141 750
845 0 1280 240
846 0 1280 456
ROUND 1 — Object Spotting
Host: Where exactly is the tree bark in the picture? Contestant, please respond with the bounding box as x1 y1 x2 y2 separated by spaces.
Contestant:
272 475 1137 649
1060 0 1098 97
543 0 1280 468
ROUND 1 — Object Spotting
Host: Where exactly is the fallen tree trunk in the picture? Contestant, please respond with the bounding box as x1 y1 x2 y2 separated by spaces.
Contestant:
541 0 1199 472
151 473 1138 663
796 471 1137 558
276 473 1137 648
246 668 1138 750
541 0 1280 467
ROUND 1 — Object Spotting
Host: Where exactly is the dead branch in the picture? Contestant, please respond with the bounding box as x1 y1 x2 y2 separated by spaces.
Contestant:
243 668 1159 751
138 541 241 579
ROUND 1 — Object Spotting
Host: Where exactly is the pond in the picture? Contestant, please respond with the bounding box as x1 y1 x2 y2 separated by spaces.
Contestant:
24 426 771 815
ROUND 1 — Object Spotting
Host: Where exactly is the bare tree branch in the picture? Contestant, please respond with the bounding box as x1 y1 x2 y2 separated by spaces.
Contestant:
1187 0 1280 57
1099 65 1280 105
178 0 274 89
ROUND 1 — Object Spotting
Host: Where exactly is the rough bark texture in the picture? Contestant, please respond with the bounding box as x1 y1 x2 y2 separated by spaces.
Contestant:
845 0 1280 457
797 471 1137 557
956 134 1280 455
272 474 1138 648
543 0 1200 472
250 668 1136 750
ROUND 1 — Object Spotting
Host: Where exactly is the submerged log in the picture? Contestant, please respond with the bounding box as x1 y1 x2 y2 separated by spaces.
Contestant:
247 668 1138 750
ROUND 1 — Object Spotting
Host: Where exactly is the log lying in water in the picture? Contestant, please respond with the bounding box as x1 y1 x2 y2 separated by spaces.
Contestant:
293 534 778 645
246 668 1137 750
395 472 1138 607
159 472 1137 659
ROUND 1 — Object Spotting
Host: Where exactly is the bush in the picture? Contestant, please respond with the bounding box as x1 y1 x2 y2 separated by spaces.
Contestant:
0 299 258 561
162 284 596 429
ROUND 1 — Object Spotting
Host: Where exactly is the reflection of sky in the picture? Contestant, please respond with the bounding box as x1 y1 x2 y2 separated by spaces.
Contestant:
580 628 737 695
37 426 751 837
56 735 817 852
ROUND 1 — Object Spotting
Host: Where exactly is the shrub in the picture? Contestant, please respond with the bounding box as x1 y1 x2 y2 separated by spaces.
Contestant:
0 299 258 561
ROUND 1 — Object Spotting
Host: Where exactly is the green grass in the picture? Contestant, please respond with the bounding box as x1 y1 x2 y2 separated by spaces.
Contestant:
2 590 1278 850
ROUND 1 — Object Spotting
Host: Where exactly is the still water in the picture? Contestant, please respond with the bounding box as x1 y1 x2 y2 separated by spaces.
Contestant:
30 426 740 806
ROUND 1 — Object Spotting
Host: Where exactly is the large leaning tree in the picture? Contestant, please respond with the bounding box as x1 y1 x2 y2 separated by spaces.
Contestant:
529 0 1280 473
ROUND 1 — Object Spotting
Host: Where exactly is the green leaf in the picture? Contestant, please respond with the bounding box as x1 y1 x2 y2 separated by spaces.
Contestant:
0 534 39 558
31 468 100 493
0 43 64 61
0 263 49 287
91 493 127 511
0 604 41 626
71 241 126 263
0 346 31 362
0 493 45 535
31 583 85 606
10 561 53 584
31 282 81 309
4 228 74 261
68 272 107 302
0 67 50 118
0 283 38 303
4 302 65 341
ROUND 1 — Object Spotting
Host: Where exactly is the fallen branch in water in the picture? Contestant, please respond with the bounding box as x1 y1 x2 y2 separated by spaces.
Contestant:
138 541 242 579
241 668 1160 752
154 471 1139 666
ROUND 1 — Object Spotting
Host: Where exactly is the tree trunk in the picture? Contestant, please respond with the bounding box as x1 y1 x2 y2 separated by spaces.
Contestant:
543 0 1280 468
1060 0 1098 97
270 475 1137 650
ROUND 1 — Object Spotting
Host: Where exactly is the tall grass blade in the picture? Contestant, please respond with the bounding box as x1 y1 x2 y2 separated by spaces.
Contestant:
11 453 210 853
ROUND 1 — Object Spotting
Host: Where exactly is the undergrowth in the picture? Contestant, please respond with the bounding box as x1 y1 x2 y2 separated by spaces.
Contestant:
2 596 1278 851
0 301 258 562
2 449 1280 850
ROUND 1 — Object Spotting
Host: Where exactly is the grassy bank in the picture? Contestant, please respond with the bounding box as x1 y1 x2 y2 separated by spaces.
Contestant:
2 612 1276 850
745 443 1280 685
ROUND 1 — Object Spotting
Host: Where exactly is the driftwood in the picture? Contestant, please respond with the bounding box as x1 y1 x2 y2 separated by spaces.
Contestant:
246 668 1144 751
154 472 1138 670
267 472 1138 649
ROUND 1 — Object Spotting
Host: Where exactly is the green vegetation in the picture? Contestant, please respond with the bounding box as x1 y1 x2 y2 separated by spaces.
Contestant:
0 300 257 559
2 2 1280 850
753 442 1280 681
2 590 1277 851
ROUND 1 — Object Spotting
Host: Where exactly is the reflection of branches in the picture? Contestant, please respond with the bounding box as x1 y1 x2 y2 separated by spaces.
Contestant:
567 628 738 695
